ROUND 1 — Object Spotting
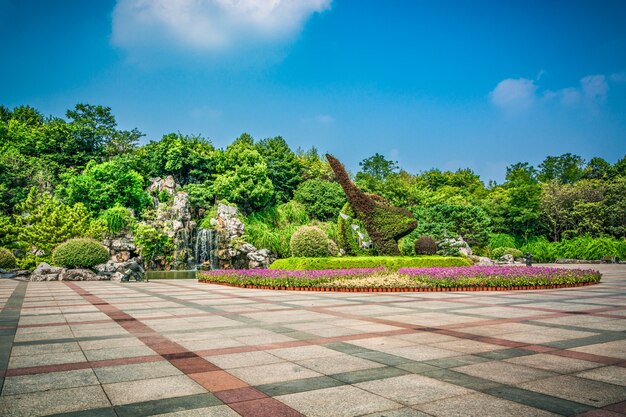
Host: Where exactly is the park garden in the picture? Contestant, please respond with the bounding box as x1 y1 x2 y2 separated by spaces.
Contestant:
0 104 624 288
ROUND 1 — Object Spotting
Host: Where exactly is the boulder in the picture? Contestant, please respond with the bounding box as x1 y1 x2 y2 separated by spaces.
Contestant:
30 262 63 281
247 249 273 269
59 268 102 281
476 256 495 266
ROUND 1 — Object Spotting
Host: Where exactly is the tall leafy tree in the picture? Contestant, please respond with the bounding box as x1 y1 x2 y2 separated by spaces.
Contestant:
538 153 585 184
256 136 302 204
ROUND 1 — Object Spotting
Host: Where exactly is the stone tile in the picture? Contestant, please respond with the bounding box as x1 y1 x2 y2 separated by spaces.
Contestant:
229 397 305 417
9 341 81 356
384 345 460 361
207 350 284 369
520 375 626 407
331 366 410 384
2 369 99 395
114 393 222 417
151 405 241 417
256 375 344 396
229 362 322 385
103 375 206 406
417 392 560 417
421 368 502 391
277 385 402 417
429 339 503 354
576 366 626 386
83 345 156 361
571 340 626 360
297 354 385 375
505 353 603 373
455 360 557 384
190 370 248 392
356 374 472 405
94 361 182 384
8 350 87 368
0 385 111 417
269 345 343 361
359 409 432 417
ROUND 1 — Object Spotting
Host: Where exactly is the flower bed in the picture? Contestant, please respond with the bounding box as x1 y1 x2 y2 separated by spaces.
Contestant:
198 265 601 291
398 266 601 288
269 255 470 271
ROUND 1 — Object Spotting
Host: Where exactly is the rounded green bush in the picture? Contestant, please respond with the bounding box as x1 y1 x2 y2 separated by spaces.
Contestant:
52 238 109 268
491 247 523 259
290 226 329 258
414 236 437 255
0 248 16 269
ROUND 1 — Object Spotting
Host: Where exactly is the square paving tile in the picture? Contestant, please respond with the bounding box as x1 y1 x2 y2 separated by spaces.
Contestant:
0 385 111 417
519 375 626 407
8 350 87 369
94 361 182 384
356 374 473 405
207 351 284 369
229 362 322 385
505 353 603 373
454 360 557 385
296 354 385 375
2 369 99 395
103 375 206 406
417 392 561 417
576 366 626 386
571 340 626 360
277 385 402 417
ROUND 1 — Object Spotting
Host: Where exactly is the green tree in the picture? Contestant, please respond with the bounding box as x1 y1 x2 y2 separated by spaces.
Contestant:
213 136 274 213
357 153 398 181
58 158 150 214
256 136 302 203
15 188 91 256
137 133 217 184
296 147 334 181
293 179 347 221
583 157 614 180
538 153 585 184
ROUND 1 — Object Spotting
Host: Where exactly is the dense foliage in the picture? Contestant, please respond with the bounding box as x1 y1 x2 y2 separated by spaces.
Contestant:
289 226 329 257
1 103 624 267
270 256 471 270
0 247 16 269
414 236 437 255
51 238 109 268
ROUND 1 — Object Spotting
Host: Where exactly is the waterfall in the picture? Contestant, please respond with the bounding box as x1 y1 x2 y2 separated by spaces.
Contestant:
195 229 219 270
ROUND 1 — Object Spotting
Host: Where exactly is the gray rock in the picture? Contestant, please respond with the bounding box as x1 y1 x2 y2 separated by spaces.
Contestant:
247 249 273 269
476 256 495 266
59 268 102 281
30 262 63 281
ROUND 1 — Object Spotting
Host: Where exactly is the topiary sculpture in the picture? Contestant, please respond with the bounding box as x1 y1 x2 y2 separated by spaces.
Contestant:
414 236 438 255
0 248 16 269
326 154 417 255
290 226 329 258
52 238 109 268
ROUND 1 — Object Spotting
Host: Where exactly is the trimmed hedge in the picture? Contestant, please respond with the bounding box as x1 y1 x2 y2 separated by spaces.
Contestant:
0 247 16 269
270 256 471 271
290 226 329 257
52 238 109 268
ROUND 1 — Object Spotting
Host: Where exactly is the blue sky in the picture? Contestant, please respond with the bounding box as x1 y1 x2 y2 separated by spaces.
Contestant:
1 0 625 182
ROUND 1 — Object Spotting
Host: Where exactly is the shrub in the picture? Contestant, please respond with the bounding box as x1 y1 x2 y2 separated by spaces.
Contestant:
293 179 346 221
0 247 16 269
488 233 517 250
328 240 339 256
290 226 329 257
100 205 134 235
52 238 109 268
414 236 437 255
491 247 523 259
270 256 471 270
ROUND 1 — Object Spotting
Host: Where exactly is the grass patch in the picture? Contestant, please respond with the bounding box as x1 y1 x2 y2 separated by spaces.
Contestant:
269 256 471 271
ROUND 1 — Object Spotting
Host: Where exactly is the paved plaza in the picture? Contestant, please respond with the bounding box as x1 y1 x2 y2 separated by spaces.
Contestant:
0 264 625 417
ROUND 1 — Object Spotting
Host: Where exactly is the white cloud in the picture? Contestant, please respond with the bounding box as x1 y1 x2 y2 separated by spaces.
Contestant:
489 78 537 110
580 74 608 102
112 0 331 53
491 71 621 112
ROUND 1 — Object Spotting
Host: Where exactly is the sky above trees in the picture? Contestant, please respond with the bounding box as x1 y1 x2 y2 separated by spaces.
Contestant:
1 0 624 182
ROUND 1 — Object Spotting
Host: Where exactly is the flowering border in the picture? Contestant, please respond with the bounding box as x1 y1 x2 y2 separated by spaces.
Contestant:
198 280 598 292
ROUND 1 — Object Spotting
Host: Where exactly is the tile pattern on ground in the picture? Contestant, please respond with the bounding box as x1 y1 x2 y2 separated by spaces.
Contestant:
0 263 625 416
